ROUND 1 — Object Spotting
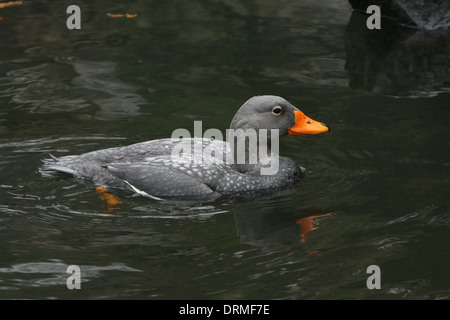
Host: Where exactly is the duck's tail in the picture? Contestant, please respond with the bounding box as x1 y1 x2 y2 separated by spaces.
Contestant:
39 154 77 176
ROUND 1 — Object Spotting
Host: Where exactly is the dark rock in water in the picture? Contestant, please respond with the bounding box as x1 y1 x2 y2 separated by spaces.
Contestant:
348 0 450 30
345 11 450 96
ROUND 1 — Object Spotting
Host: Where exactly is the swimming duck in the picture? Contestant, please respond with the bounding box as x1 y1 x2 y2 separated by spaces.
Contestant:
40 95 329 201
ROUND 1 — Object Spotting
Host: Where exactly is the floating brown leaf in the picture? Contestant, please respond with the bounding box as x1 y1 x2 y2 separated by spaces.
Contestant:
0 1 23 9
107 12 137 18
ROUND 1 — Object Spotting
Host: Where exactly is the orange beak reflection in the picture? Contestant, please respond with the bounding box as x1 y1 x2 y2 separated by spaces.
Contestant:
296 211 333 244
288 110 330 135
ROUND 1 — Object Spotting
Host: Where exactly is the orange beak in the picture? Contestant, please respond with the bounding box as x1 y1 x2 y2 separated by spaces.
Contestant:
288 110 330 135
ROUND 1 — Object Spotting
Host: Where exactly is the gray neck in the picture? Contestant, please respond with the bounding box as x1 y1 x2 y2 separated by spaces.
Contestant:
227 128 276 174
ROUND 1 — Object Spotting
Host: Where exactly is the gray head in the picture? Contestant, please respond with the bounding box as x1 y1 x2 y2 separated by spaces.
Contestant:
230 95 329 136
228 95 329 174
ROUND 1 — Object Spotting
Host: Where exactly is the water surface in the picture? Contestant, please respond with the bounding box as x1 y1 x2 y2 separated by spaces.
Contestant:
0 0 449 299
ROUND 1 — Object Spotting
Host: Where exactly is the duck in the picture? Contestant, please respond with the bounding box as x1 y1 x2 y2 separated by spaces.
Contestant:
40 95 329 201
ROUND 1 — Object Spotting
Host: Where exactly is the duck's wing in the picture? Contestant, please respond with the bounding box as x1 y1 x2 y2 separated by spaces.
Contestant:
106 160 217 199
40 138 230 198
105 139 233 199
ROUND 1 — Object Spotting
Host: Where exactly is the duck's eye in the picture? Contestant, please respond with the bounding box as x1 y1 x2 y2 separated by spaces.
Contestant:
272 106 282 115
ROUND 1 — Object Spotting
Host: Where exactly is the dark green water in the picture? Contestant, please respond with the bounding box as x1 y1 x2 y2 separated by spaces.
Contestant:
0 0 449 299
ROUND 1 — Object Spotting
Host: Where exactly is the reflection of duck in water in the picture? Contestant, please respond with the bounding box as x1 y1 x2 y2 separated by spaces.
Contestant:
232 197 332 249
41 96 329 202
